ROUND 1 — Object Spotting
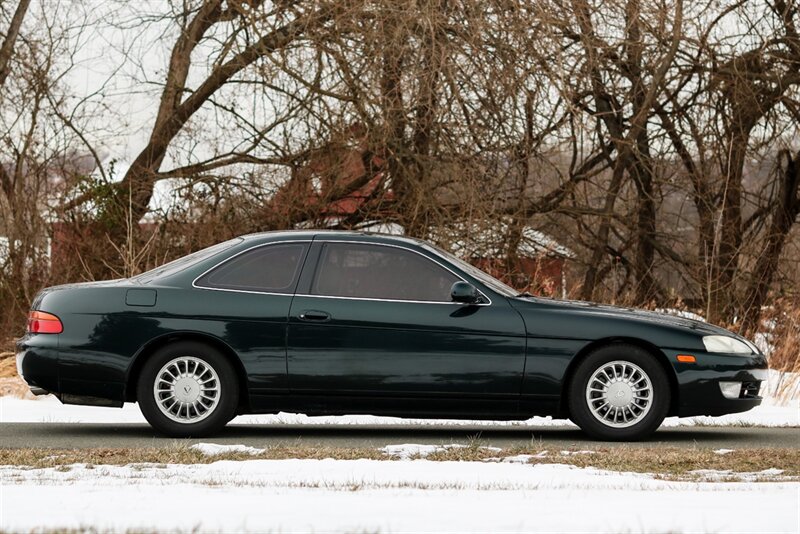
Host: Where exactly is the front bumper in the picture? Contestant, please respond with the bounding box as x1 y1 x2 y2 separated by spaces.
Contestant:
662 349 768 417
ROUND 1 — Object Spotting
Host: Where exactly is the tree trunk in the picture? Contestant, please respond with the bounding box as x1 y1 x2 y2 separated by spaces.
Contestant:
581 163 625 300
0 0 31 87
707 130 747 324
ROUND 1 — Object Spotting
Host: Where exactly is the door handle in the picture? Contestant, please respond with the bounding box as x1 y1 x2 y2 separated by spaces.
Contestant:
298 310 331 322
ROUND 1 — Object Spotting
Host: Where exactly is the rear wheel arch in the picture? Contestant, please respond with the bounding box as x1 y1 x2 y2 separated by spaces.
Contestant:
558 337 679 418
125 332 249 411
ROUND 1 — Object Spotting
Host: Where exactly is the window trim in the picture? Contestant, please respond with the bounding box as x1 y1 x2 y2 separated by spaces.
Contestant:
192 240 312 296
300 240 492 306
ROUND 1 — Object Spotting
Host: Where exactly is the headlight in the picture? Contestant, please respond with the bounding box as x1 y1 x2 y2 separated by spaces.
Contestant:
702 335 753 354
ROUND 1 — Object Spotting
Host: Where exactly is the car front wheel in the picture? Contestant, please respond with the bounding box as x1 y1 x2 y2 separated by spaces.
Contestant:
137 341 239 437
568 344 670 441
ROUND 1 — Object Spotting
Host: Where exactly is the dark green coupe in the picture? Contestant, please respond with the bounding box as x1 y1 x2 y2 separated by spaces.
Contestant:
16 231 767 440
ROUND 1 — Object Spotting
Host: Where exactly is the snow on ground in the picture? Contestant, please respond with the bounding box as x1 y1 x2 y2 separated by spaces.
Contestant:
190 443 265 456
379 443 502 459
1 458 798 533
2 393 797 426
380 443 465 459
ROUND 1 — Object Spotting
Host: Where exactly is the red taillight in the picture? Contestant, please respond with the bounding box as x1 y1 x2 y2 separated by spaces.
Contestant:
27 311 63 334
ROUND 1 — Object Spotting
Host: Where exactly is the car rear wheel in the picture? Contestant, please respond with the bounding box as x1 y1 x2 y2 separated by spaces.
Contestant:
137 341 238 437
568 344 670 441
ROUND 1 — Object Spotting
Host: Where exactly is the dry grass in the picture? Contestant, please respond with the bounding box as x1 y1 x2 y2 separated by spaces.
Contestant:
0 444 797 481
0 350 16 378
0 350 33 398
0 444 383 467
426 444 800 478
761 299 800 372
0 350 31 398
773 371 800 401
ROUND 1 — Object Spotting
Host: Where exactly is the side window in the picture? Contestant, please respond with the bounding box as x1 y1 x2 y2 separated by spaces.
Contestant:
311 243 460 302
196 243 308 293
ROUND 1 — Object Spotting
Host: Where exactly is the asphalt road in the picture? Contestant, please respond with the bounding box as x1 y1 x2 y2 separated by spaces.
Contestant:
0 423 797 449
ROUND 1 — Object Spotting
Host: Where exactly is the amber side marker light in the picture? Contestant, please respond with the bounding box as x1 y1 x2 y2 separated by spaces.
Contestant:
676 354 697 363
27 311 63 334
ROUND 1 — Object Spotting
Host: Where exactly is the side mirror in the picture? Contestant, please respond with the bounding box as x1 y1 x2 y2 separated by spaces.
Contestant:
451 281 481 304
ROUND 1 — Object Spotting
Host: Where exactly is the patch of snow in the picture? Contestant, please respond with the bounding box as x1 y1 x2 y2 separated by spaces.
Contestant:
190 443 265 456
754 332 775 355
661 399 799 427
501 454 534 463
0 396 147 423
380 443 464 459
1 459 796 533
689 468 786 482
713 449 735 455
486 451 548 462
380 443 500 459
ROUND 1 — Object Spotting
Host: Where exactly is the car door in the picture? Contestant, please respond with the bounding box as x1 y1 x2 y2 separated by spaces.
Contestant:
286 239 527 417
192 241 310 393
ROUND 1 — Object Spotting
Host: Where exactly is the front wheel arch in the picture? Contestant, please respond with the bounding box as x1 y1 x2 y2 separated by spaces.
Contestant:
125 332 249 412
559 337 679 419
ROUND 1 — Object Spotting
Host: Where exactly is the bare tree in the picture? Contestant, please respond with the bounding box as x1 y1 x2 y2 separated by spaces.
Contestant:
2 0 798 339
0 0 91 333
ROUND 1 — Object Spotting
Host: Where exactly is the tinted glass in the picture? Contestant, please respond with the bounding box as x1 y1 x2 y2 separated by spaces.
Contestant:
196 243 307 293
422 243 517 297
312 243 459 301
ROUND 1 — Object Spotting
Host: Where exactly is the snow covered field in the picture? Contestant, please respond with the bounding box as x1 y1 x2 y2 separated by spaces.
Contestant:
2 456 798 533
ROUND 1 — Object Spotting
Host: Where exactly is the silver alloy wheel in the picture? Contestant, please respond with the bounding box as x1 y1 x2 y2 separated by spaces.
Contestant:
153 356 221 424
585 360 653 428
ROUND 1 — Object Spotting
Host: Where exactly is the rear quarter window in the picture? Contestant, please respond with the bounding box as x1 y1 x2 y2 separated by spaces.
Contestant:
195 243 308 294
135 238 243 283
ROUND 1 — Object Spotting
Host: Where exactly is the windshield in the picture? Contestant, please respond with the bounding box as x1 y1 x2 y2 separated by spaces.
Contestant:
134 237 243 283
422 243 518 298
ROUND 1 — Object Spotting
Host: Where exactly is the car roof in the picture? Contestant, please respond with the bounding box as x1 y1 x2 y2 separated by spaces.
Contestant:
239 229 428 248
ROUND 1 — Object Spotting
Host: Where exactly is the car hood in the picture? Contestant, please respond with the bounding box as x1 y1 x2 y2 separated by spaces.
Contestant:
545 298 717 329
511 296 746 343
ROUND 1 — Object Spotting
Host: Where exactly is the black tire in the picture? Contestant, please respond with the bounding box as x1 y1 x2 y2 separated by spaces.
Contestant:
568 344 670 441
137 341 239 438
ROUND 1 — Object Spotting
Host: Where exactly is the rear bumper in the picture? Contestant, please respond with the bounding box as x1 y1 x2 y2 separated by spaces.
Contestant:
17 334 127 407
663 349 768 417
15 334 60 393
